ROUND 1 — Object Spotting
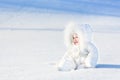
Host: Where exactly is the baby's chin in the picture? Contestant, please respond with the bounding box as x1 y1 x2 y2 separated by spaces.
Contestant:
73 42 79 46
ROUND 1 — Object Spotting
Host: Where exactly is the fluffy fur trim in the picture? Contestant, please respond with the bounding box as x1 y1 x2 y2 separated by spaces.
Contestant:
64 22 93 50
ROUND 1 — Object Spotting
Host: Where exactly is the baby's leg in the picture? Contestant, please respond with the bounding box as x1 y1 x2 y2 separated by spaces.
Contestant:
84 51 98 68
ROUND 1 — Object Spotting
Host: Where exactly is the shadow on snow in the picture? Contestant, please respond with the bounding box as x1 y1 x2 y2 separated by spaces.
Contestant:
96 64 120 69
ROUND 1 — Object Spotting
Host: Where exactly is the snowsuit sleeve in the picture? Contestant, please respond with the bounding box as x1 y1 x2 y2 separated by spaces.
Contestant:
57 50 77 71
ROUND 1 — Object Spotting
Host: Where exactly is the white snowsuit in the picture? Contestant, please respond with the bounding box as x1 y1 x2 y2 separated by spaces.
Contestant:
57 23 98 71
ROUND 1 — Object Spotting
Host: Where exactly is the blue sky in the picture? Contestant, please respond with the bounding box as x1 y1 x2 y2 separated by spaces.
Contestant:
0 0 120 17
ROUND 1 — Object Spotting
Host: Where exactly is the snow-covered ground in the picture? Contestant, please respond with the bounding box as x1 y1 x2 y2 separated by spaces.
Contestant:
0 28 120 80
0 4 120 79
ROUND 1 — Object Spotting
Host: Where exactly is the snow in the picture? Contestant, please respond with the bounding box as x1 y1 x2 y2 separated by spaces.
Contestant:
0 4 120 79
0 29 119 80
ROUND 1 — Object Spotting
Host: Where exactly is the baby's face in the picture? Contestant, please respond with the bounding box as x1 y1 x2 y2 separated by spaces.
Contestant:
73 33 79 45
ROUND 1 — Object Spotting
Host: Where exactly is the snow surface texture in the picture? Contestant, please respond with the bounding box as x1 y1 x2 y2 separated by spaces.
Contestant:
0 3 120 79
0 29 120 80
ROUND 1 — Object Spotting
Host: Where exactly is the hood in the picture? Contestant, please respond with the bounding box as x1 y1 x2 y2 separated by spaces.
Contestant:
64 22 93 50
